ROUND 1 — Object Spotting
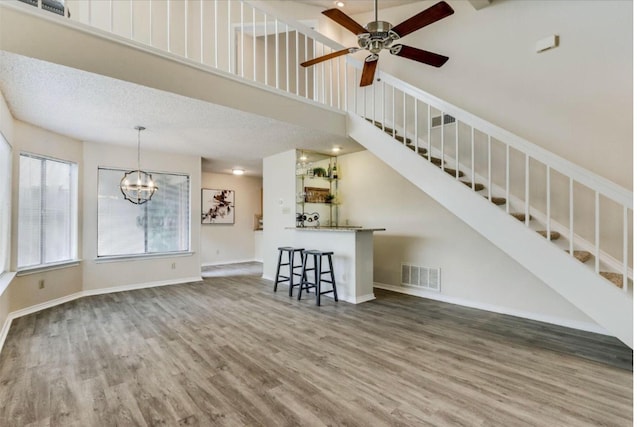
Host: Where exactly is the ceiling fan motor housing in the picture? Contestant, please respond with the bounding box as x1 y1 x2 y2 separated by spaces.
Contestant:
359 21 396 53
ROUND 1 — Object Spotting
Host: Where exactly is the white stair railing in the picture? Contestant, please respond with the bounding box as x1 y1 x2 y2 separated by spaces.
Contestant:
348 65 633 294
15 0 632 293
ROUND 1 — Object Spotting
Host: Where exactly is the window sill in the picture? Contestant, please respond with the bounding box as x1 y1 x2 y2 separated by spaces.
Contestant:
16 260 82 277
95 251 194 264
0 272 17 296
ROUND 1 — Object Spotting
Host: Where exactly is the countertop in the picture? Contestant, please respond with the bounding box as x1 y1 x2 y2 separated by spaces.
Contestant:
287 227 386 232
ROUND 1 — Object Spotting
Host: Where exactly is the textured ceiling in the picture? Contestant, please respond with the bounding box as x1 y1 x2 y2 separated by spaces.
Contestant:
0 51 362 176
298 0 425 16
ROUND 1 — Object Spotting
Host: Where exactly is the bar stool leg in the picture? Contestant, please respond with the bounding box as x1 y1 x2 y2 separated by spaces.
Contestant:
315 254 322 306
301 251 308 293
327 254 338 302
288 250 300 297
298 252 308 301
287 250 294 295
273 249 284 292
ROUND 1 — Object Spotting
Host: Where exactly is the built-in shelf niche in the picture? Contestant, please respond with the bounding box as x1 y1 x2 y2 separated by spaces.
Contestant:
295 150 339 227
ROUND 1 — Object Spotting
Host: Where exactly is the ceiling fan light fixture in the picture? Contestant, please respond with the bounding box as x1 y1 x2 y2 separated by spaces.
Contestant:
335 1 345 7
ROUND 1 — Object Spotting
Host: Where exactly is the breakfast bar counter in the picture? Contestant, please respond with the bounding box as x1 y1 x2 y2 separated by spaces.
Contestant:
287 226 385 303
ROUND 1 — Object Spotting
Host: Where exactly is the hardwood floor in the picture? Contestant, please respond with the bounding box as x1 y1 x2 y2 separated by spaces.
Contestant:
0 266 632 426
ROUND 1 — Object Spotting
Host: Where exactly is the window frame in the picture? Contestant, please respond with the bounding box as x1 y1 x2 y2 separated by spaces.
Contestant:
16 152 79 272
96 167 192 260
0 131 12 283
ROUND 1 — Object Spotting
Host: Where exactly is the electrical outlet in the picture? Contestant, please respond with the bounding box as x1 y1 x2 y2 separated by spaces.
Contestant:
171 262 176 270
38 279 45 289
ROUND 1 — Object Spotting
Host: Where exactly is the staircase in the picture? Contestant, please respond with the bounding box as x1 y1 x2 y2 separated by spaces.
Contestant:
371 117 626 289
348 112 632 347
4 0 632 347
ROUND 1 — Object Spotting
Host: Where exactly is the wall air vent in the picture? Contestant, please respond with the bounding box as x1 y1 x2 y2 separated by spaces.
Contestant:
431 114 456 128
401 264 441 292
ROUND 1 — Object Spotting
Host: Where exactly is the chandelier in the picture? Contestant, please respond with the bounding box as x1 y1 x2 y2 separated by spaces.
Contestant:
120 126 158 204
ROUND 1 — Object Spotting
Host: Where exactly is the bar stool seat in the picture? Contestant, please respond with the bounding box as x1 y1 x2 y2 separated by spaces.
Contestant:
298 250 338 306
274 246 305 297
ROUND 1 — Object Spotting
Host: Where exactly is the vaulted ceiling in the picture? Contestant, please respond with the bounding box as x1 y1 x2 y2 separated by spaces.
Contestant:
298 0 425 16
298 0 491 15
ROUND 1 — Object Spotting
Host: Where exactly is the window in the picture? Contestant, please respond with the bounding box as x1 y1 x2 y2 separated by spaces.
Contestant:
18 153 78 269
97 168 190 257
0 133 11 275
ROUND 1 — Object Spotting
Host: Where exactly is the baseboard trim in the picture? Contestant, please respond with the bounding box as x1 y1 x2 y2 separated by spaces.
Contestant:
0 315 14 355
201 259 258 267
343 293 376 304
374 282 610 336
0 276 203 356
263 276 375 305
8 291 85 320
82 277 203 297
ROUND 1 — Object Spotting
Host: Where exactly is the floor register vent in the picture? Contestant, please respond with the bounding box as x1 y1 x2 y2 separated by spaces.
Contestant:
401 264 441 292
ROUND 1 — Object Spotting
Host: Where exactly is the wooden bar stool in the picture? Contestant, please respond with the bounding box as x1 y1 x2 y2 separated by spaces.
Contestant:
274 247 305 297
298 250 338 306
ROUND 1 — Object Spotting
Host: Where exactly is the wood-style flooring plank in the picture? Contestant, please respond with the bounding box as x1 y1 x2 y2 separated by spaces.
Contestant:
0 264 632 426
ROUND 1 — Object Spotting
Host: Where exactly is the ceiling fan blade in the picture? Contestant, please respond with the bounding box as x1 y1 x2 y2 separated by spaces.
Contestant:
390 45 449 68
390 1 454 39
301 48 353 67
322 8 368 35
360 56 378 87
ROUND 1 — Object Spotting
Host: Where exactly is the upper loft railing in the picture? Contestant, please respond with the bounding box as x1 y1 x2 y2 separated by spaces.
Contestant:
10 0 353 108
10 0 633 293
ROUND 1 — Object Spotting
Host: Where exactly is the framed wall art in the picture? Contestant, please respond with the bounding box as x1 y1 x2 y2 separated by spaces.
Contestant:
202 189 235 224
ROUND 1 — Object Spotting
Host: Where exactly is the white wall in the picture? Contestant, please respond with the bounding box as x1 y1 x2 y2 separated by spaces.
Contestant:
262 150 297 280
339 150 602 331
201 172 262 265
82 141 202 291
0 90 14 330
344 0 632 189
6 120 84 312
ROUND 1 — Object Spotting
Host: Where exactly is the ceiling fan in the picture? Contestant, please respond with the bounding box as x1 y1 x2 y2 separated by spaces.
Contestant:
301 0 454 87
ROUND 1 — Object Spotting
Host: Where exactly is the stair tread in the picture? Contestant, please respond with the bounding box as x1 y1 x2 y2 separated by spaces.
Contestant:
421 154 444 166
460 181 484 191
536 230 560 241
365 118 392 133
394 135 412 144
565 250 592 263
486 196 506 205
365 118 412 144
406 144 427 154
511 213 532 222
600 272 625 289
444 167 464 178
